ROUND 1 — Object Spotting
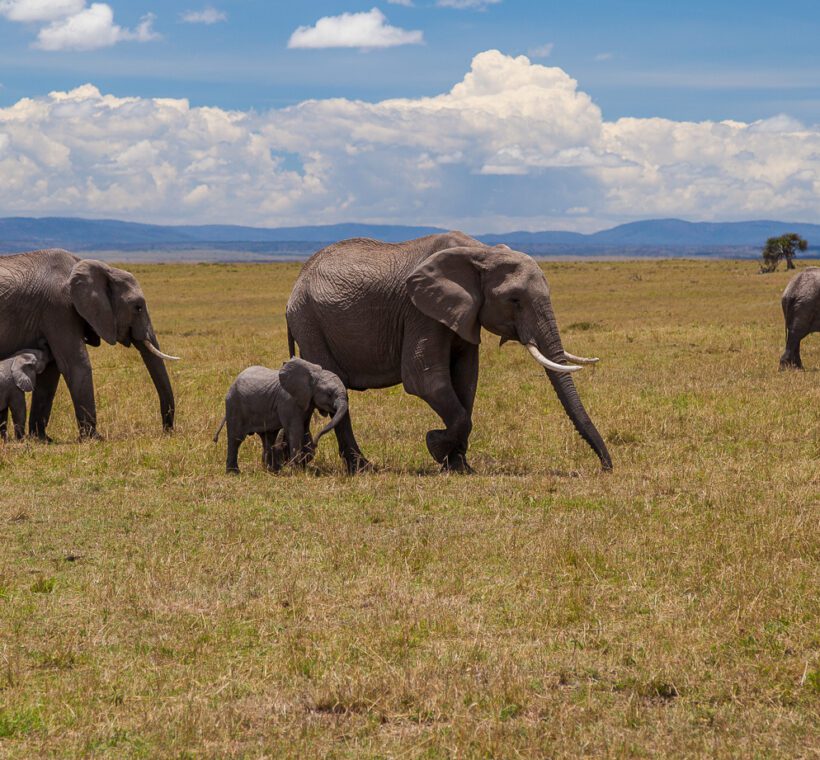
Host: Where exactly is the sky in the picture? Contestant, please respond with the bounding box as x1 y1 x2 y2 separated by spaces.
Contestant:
0 0 819 232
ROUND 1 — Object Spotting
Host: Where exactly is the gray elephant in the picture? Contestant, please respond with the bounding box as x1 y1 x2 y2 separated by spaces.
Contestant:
780 267 820 370
0 249 178 440
213 357 349 474
286 231 610 474
0 348 51 441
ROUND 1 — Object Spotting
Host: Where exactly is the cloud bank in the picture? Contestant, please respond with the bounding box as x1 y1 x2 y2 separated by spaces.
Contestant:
0 51 818 231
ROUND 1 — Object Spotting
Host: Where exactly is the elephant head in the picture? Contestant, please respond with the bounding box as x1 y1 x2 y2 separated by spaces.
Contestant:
11 348 50 392
279 357 349 446
406 245 612 470
68 259 179 430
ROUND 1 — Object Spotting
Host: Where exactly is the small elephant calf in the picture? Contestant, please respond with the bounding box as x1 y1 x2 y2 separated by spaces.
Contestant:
0 348 51 441
214 357 349 474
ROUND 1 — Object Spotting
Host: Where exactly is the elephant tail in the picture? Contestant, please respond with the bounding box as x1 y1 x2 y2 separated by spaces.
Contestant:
213 415 226 443
287 323 297 359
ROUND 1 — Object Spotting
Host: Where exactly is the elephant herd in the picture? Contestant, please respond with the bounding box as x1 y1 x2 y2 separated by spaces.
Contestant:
0 235 817 473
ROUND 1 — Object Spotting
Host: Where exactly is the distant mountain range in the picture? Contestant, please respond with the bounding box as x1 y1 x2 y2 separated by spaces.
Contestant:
1 216 818 260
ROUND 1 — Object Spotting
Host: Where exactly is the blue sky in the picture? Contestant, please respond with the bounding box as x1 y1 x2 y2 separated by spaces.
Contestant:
3 1 819 120
0 1 819 231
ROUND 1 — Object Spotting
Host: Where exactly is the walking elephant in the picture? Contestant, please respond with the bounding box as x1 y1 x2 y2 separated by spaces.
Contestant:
0 249 178 439
780 267 820 369
286 231 611 473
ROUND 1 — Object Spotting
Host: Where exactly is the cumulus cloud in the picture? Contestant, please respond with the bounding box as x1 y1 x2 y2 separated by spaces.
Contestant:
288 8 423 49
180 6 226 24
1 0 158 51
0 50 818 231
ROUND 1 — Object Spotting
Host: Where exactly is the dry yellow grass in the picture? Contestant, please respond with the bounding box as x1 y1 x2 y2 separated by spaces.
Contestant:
0 258 818 758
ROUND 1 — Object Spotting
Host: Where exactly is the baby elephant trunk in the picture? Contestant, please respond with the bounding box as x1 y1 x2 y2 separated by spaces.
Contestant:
313 394 349 447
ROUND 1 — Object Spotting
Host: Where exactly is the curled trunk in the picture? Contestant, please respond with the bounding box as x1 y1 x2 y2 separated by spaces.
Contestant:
313 393 348 446
135 333 175 431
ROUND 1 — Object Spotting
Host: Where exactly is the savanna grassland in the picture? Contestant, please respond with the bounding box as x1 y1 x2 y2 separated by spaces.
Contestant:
0 258 818 758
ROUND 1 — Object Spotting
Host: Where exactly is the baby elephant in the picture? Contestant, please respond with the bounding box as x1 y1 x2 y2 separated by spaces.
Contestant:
214 357 349 474
0 348 51 441
780 267 819 369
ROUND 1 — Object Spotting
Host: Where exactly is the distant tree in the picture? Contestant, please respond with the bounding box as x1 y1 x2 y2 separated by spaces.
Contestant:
760 233 808 273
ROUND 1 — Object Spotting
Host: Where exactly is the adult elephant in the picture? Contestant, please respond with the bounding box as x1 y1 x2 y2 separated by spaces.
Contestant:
0 249 178 439
286 231 611 474
780 267 819 370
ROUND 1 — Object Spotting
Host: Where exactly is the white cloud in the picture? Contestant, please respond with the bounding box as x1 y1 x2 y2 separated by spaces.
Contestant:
1 51 819 231
436 0 501 8
288 8 423 49
0 0 84 22
35 4 157 50
528 42 553 59
180 6 226 24
2 1 158 51
387 0 414 5
594 52 613 62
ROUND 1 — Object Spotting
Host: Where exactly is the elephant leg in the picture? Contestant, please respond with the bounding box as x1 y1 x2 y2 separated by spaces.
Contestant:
54 349 98 439
449 341 479 468
10 394 26 441
226 425 243 474
286 422 309 468
28 361 61 440
261 430 281 472
0 407 8 442
780 329 803 370
417 374 473 472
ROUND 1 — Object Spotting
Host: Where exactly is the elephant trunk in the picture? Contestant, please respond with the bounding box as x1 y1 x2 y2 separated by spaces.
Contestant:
528 302 612 471
313 393 348 446
135 332 176 431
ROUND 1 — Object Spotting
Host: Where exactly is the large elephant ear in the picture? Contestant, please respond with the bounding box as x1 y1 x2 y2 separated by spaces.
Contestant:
11 355 37 392
279 358 314 410
69 260 117 345
405 246 487 345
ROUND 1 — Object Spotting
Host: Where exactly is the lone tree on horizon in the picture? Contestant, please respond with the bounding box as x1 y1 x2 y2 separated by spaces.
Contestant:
760 233 808 273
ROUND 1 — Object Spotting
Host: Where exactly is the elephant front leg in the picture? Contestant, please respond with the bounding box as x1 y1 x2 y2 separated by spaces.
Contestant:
63 360 99 439
28 361 60 440
0 407 8 442
403 327 474 473
10 394 27 440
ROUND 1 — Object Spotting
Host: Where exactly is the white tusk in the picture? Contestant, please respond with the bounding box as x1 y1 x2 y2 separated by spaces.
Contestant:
527 344 582 373
564 351 599 364
141 340 180 361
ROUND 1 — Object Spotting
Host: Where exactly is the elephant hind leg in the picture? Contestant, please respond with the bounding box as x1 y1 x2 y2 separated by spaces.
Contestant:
780 330 803 370
226 429 244 474
0 407 8 442
29 361 60 440
10 395 26 440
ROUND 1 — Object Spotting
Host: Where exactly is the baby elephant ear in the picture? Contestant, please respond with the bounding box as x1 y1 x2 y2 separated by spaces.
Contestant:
69 260 117 345
405 246 486 345
279 358 314 410
11 355 37 393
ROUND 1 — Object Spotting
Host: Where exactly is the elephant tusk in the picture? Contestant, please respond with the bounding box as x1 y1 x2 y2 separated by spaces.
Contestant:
141 340 180 362
527 344 582 373
564 351 599 364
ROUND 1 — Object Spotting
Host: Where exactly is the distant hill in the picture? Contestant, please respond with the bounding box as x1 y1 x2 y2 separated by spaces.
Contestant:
1 216 818 259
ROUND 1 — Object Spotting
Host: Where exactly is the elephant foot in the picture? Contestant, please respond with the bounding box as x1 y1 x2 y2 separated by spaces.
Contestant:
779 360 803 371
427 430 473 473
343 452 373 475
226 466 240 475
441 453 474 474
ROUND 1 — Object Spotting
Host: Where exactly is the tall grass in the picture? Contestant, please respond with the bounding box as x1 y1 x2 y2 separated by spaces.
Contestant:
0 259 817 757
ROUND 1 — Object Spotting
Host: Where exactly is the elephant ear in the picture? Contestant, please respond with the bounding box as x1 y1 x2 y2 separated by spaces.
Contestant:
11 355 37 393
279 358 314 411
406 246 487 345
69 260 117 345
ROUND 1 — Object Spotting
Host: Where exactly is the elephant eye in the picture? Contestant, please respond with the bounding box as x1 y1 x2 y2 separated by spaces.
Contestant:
509 296 520 306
